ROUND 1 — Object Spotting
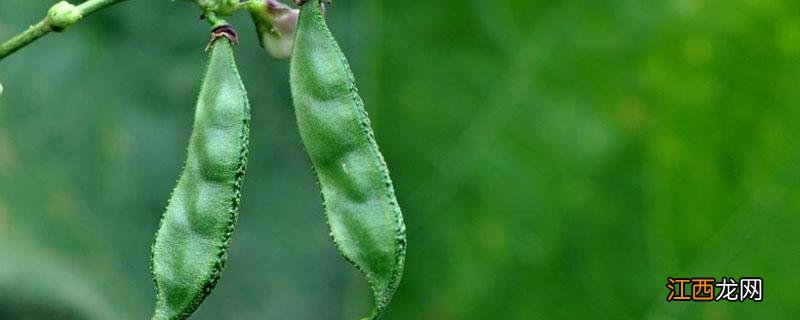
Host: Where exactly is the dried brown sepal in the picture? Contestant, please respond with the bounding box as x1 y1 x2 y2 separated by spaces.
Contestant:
206 25 239 51
294 0 331 6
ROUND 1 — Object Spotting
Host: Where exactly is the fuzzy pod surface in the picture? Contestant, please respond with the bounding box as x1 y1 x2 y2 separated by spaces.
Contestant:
290 1 407 319
150 37 250 320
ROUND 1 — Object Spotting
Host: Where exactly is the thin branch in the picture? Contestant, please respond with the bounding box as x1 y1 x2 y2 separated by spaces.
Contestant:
0 20 51 60
0 0 130 61
78 0 129 16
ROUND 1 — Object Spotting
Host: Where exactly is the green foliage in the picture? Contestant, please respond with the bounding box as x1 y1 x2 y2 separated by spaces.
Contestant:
150 37 250 320
290 1 405 318
2 0 800 319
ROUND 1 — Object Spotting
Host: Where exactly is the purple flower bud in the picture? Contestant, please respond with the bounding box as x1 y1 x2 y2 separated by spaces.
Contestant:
247 0 300 59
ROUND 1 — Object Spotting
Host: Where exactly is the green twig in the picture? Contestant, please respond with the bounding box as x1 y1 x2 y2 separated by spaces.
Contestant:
0 0 130 61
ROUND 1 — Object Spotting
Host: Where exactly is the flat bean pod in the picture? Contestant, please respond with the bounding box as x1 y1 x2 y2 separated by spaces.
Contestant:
290 2 406 319
150 34 250 320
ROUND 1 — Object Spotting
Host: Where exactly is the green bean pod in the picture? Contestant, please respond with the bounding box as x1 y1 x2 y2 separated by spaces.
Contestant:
150 34 250 320
290 1 406 319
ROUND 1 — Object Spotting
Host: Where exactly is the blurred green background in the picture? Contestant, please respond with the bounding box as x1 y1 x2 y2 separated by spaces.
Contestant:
2 0 800 319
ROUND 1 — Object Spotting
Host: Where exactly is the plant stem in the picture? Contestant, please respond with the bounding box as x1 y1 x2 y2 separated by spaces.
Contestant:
78 0 129 16
0 20 51 60
0 0 130 61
